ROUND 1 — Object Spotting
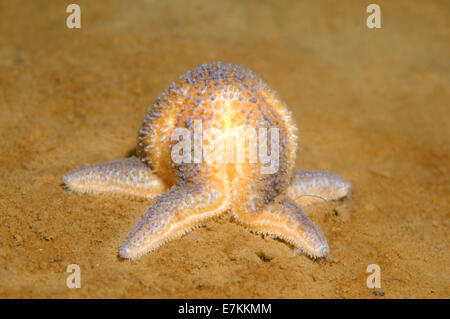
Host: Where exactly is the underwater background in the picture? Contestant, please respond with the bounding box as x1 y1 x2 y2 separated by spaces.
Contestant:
0 0 448 298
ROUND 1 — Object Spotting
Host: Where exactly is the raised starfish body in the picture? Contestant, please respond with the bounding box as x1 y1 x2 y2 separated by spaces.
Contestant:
63 62 350 259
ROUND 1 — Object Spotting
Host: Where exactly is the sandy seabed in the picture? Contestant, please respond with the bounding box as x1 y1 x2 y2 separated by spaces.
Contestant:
0 0 448 298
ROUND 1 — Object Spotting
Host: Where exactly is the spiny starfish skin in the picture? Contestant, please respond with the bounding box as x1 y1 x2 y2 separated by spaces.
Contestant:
63 62 351 260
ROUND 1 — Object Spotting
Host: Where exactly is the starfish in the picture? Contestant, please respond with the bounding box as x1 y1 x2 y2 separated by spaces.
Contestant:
63 62 350 260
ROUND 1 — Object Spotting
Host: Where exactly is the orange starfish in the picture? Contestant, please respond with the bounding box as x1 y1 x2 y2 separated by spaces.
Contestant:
63 62 350 259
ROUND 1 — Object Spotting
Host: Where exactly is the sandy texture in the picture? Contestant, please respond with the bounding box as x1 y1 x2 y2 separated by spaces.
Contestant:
0 0 448 298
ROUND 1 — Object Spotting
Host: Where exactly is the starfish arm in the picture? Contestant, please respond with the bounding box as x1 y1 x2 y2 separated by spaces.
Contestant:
63 157 166 200
119 182 229 259
286 169 351 208
237 197 329 258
